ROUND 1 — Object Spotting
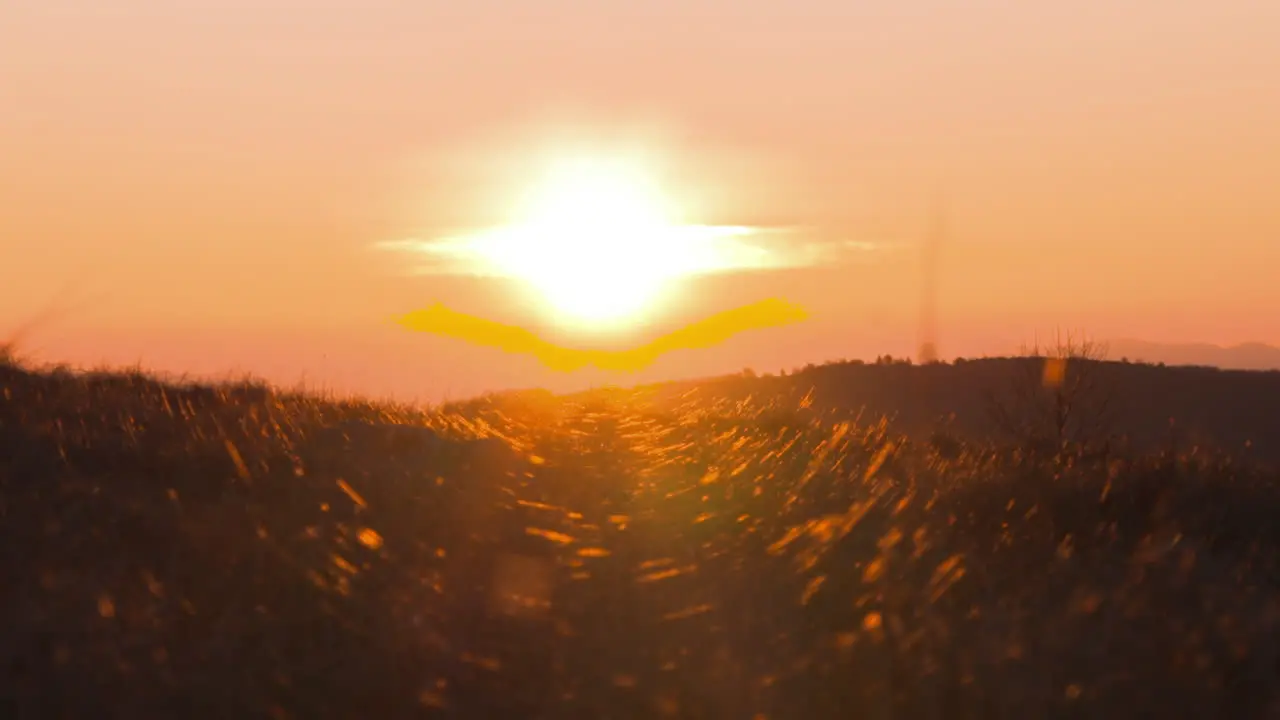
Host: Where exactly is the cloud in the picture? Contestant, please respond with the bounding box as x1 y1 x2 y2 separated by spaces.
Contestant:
376 226 878 278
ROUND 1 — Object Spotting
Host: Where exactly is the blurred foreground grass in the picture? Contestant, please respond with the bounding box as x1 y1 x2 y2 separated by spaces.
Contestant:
2 360 1279 718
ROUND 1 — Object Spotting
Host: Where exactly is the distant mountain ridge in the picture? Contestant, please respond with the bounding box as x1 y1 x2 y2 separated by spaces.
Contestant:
1106 339 1280 371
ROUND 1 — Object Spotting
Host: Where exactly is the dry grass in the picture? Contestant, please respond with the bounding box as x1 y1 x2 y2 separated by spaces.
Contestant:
2 357 1279 718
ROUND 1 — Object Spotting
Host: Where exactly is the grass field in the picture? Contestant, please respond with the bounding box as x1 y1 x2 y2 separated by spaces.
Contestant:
3 358 1280 718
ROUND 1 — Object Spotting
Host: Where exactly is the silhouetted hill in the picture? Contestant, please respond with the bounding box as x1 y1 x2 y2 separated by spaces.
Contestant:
542 357 1280 465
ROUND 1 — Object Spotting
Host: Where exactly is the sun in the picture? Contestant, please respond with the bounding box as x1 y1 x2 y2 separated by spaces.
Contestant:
460 156 719 329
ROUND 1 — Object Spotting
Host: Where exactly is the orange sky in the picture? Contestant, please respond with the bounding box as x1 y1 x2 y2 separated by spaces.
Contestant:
2 1 1278 401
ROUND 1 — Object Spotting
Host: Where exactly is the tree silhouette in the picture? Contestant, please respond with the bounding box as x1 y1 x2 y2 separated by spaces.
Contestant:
985 329 1118 460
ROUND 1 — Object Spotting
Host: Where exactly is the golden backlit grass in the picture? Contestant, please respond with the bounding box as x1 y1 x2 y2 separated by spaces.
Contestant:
2 356 1280 718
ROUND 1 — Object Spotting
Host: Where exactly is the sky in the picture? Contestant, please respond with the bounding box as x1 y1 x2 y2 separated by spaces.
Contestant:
2 0 1278 401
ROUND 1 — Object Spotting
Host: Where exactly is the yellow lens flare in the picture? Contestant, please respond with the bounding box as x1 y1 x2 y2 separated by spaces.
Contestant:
394 297 810 373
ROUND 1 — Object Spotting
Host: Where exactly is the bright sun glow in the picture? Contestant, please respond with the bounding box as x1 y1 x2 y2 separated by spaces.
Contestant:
380 146 872 331
455 156 754 329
